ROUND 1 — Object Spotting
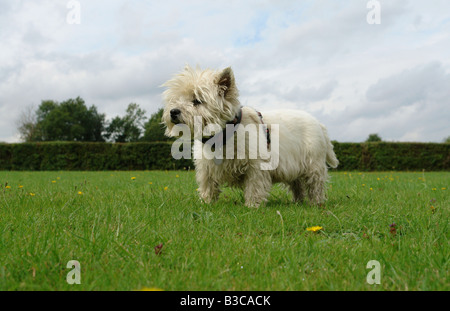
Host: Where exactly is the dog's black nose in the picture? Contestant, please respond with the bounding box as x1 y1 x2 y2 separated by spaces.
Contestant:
170 109 181 117
170 109 181 123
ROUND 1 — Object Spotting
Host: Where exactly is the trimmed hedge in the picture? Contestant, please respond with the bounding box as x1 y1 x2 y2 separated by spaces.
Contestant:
0 142 193 171
332 142 450 171
0 141 448 171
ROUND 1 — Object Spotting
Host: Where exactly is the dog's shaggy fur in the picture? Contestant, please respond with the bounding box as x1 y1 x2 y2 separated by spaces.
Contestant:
162 65 338 207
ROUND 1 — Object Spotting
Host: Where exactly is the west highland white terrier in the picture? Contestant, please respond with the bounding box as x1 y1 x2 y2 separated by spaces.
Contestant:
162 65 338 207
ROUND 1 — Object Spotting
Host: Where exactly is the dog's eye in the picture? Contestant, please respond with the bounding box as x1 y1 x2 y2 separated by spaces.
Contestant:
192 99 202 106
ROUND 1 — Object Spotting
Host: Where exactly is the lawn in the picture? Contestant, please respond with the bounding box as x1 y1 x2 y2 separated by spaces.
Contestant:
0 170 448 290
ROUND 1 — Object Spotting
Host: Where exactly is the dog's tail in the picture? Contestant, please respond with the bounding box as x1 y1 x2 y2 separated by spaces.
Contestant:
321 124 339 168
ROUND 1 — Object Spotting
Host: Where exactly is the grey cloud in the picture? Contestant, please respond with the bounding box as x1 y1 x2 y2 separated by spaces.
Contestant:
285 80 338 103
272 2 408 63
321 62 450 142
360 61 450 118
367 62 449 102
241 77 338 105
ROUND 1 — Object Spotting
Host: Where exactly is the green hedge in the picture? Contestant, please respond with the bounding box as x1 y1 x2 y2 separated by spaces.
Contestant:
332 142 449 171
0 141 448 171
0 142 193 171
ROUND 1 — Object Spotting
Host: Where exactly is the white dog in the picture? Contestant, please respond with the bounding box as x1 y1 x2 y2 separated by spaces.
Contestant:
162 65 338 207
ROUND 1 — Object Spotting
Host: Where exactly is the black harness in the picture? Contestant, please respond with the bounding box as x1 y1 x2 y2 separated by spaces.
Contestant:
201 108 271 151
256 111 271 147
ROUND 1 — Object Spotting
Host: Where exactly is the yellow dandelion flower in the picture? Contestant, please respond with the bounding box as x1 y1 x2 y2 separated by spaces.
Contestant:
362 184 366 187
370 187 373 191
176 175 179 178
139 287 163 291
148 182 153 185
306 226 323 232
52 180 56 183
164 186 168 191
29 193 35 196
19 185 23 189
57 177 61 180
432 188 436 191
5 186 11 189
442 187 446 190
377 178 380 181
131 177 136 180
78 191 83 195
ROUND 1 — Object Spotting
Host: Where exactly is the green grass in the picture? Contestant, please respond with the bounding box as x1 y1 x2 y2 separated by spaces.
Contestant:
0 170 448 291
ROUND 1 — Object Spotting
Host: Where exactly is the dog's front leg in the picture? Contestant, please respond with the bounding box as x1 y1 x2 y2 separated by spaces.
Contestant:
243 168 272 208
198 181 220 204
196 170 220 204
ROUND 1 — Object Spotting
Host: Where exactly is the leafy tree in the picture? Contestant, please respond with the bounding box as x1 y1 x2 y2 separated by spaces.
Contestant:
105 103 147 142
38 97 105 141
443 136 450 144
142 108 171 142
20 97 105 142
366 133 382 142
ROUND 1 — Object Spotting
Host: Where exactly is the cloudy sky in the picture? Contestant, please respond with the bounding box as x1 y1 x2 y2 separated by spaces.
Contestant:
1 0 449 143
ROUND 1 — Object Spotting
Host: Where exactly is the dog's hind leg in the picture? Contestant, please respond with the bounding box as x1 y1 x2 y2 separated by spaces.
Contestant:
289 177 306 203
305 167 328 206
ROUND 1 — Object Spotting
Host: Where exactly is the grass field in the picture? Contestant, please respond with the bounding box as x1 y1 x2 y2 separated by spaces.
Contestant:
0 170 448 291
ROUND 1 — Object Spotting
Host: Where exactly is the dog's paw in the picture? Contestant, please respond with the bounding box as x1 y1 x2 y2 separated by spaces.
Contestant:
199 197 211 204
245 196 268 208
199 196 211 204
245 201 260 208
199 193 216 204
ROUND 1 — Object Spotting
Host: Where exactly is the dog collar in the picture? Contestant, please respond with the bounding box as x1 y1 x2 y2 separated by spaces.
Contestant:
201 108 242 148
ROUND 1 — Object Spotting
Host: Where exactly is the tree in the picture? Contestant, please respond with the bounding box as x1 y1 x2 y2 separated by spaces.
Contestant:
105 103 147 142
142 108 171 142
17 105 42 142
366 133 382 142
24 97 106 142
443 136 450 144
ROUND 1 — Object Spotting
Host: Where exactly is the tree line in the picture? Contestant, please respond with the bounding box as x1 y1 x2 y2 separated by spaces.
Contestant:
16 97 450 144
17 97 170 143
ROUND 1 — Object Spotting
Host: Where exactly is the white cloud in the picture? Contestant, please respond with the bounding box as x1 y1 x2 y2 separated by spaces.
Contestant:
0 0 449 142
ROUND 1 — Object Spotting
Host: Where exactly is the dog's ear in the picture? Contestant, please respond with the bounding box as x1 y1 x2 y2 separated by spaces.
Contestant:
217 67 236 98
